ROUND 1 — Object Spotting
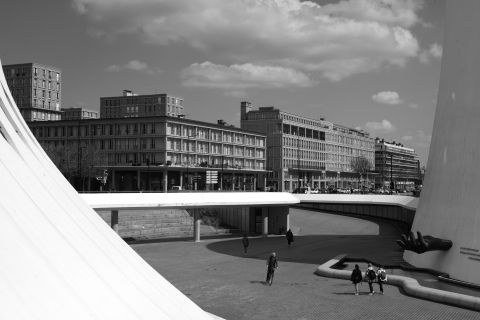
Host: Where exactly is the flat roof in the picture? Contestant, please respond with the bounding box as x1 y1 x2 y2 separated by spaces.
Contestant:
82 192 300 210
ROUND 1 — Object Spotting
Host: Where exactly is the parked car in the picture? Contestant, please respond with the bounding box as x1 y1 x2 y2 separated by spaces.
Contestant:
310 188 320 194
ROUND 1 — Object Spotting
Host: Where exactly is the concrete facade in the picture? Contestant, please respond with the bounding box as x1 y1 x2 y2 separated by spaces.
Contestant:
374 138 422 191
2 62 62 122
404 1 480 285
240 102 375 192
28 115 268 192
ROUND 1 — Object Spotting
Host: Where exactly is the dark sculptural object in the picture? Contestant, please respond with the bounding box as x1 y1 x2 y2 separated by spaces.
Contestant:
397 231 453 254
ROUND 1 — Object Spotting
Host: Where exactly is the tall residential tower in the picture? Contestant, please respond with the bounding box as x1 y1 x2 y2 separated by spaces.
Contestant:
2 63 62 121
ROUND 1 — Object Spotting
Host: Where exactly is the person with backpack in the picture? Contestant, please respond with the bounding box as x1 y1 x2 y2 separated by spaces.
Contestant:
376 266 387 294
266 252 278 286
350 264 363 295
365 263 377 295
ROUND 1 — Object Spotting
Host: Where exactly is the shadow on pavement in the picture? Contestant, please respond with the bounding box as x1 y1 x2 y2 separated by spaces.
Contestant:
206 232 406 267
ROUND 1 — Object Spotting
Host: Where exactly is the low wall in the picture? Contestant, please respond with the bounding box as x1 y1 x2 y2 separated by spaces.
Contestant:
96 208 193 239
295 202 415 227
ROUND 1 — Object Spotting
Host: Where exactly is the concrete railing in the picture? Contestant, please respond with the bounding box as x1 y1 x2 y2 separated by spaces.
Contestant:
295 194 418 226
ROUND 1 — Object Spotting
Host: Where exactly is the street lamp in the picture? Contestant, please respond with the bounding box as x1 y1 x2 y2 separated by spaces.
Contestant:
390 153 394 194
296 132 300 190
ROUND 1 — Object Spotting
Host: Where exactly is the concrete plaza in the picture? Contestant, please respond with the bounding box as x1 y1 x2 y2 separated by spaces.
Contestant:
132 208 480 320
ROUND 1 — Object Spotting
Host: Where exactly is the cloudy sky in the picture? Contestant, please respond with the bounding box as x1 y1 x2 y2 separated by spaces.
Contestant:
0 0 445 164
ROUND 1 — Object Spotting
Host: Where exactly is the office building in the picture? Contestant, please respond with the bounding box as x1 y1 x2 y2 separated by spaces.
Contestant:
29 115 267 192
100 90 184 119
240 102 375 192
374 138 422 190
2 63 62 121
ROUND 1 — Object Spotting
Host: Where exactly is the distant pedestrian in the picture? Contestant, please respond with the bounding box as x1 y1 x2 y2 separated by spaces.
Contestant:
266 252 278 286
365 263 377 295
242 234 249 254
376 266 387 295
286 229 294 246
350 264 363 295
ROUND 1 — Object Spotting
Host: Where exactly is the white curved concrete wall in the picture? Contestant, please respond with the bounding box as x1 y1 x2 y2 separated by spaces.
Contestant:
404 1 480 285
0 60 213 319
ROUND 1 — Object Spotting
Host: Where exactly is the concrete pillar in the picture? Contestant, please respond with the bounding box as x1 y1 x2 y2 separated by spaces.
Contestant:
254 176 257 191
163 169 168 193
262 207 268 236
111 210 119 234
243 174 246 191
193 209 201 242
136 169 141 191
111 169 116 191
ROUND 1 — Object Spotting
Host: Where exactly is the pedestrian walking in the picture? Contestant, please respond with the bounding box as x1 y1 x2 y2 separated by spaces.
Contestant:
286 229 294 246
350 264 363 295
376 266 387 295
265 252 278 286
365 263 377 295
242 234 249 254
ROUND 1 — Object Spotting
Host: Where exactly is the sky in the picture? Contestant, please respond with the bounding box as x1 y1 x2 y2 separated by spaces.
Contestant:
0 0 445 165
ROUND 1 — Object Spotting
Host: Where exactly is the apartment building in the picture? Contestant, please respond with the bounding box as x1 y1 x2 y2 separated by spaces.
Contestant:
2 62 62 121
29 116 267 192
374 138 422 190
100 90 184 119
240 102 375 191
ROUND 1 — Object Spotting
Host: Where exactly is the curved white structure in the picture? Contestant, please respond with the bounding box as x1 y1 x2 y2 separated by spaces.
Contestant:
0 60 213 319
404 1 480 285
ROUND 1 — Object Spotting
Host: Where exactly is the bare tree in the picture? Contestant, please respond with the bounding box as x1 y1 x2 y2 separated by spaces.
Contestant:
42 143 78 183
42 142 108 191
350 156 373 191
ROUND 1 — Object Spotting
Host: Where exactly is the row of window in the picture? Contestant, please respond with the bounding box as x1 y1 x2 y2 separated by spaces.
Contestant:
167 123 265 146
33 89 60 100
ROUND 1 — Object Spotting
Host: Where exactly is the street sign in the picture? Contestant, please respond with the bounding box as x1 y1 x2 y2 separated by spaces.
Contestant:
206 170 218 184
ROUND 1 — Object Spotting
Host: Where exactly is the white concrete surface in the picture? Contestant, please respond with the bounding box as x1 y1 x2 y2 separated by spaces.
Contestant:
82 192 300 210
404 1 480 285
0 60 214 319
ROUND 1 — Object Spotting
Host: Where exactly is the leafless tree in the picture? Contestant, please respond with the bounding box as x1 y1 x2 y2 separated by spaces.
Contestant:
350 156 373 191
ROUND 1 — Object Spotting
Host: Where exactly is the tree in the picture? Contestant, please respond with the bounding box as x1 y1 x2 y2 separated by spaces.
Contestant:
42 143 78 183
350 156 373 191
42 142 108 191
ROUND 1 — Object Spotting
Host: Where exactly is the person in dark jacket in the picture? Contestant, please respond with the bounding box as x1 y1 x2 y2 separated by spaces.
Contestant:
286 229 294 246
242 234 249 254
266 252 278 286
350 264 363 295
365 263 377 295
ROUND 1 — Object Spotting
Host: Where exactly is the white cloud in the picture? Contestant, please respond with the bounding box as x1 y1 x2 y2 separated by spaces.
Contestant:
419 43 443 63
74 0 423 82
372 91 403 105
364 119 395 133
181 61 314 89
106 60 157 74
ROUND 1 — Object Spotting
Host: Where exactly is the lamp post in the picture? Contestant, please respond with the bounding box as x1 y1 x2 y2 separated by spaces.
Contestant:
296 132 300 191
390 153 394 194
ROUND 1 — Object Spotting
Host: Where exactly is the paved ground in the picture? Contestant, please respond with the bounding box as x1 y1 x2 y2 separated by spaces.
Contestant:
132 208 480 320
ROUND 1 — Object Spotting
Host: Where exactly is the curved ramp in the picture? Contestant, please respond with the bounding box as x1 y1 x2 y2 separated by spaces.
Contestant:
0 61 213 319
